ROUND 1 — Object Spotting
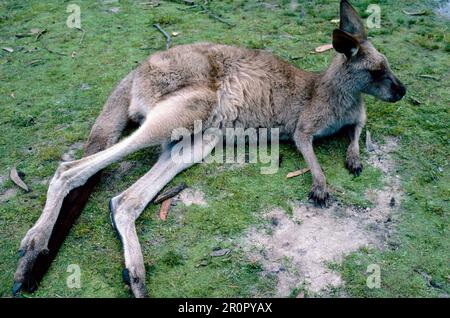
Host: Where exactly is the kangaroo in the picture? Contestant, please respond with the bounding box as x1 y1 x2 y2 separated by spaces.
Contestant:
13 0 406 298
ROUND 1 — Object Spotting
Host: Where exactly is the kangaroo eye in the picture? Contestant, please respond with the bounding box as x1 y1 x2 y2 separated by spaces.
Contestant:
369 69 385 79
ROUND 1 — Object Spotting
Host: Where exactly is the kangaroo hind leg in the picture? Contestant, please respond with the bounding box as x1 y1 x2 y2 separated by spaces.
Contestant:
110 131 218 298
13 72 134 295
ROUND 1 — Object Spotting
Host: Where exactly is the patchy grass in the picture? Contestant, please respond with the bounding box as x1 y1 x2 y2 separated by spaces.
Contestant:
0 0 448 298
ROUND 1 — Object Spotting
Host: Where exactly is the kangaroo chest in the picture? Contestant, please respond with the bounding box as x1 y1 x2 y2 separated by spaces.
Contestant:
314 105 362 138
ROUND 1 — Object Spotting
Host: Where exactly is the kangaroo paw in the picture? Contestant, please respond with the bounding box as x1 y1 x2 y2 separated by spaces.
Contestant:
122 267 148 298
308 185 329 208
345 157 363 176
13 229 50 296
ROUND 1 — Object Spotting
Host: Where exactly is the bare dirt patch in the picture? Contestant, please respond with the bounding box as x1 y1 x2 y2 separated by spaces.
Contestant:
436 0 450 19
242 137 402 296
0 188 18 203
61 141 85 162
0 174 6 188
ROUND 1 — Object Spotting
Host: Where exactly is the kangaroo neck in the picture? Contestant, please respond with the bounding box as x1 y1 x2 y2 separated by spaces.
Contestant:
314 55 362 109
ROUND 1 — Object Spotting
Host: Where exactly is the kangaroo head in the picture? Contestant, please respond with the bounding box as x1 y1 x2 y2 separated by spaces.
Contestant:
331 0 406 103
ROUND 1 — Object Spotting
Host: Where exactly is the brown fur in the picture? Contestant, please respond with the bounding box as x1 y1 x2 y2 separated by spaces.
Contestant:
14 1 406 298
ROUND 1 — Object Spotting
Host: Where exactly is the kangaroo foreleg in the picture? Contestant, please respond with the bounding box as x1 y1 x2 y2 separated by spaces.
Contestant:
345 123 364 176
294 131 329 207
345 105 366 176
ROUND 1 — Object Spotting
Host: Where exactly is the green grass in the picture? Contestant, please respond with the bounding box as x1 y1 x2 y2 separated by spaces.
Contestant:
0 0 448 298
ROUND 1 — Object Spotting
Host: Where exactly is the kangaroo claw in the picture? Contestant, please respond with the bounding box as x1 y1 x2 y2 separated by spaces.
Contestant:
308 185 329 207
345 158 363 176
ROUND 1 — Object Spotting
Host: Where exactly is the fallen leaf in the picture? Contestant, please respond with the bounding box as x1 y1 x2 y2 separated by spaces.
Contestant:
210 248 231 257
159 198 172 221
315 44 333 53
402 9 427 16
10 167 29 192
408 96 422 106
286 168 310 179
171 32 180 37
2 47 14 53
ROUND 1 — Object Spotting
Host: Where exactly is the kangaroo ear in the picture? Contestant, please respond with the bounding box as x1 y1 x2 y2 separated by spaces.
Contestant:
340 0 367 39
332 29 360 60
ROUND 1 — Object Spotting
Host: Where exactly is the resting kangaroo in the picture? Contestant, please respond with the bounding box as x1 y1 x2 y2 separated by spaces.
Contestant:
14 0 406 298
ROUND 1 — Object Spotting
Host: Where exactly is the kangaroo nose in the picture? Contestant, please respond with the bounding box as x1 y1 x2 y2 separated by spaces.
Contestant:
391 79 406 101
397 82 406 98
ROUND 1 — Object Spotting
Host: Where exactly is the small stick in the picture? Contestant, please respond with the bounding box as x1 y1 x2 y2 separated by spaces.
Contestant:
153 182 187 204
76 27 86 45
15 33 33 39
159 198 172 221
198 4 235 27
34 29 47 41
153 23 172 50
286 168 310 179
42 44 67 56
174 0 234 27
28 59 44 66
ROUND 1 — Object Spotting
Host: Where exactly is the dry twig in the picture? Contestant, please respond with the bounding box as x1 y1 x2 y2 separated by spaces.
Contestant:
175 0 235 27
286 168 310 179
418 74 440 81
34 29 47 41
154 183 187 204
76 27 86 45
153 23 172 50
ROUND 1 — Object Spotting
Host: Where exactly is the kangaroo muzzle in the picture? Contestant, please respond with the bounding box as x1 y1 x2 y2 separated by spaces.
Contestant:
389 76 407 102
